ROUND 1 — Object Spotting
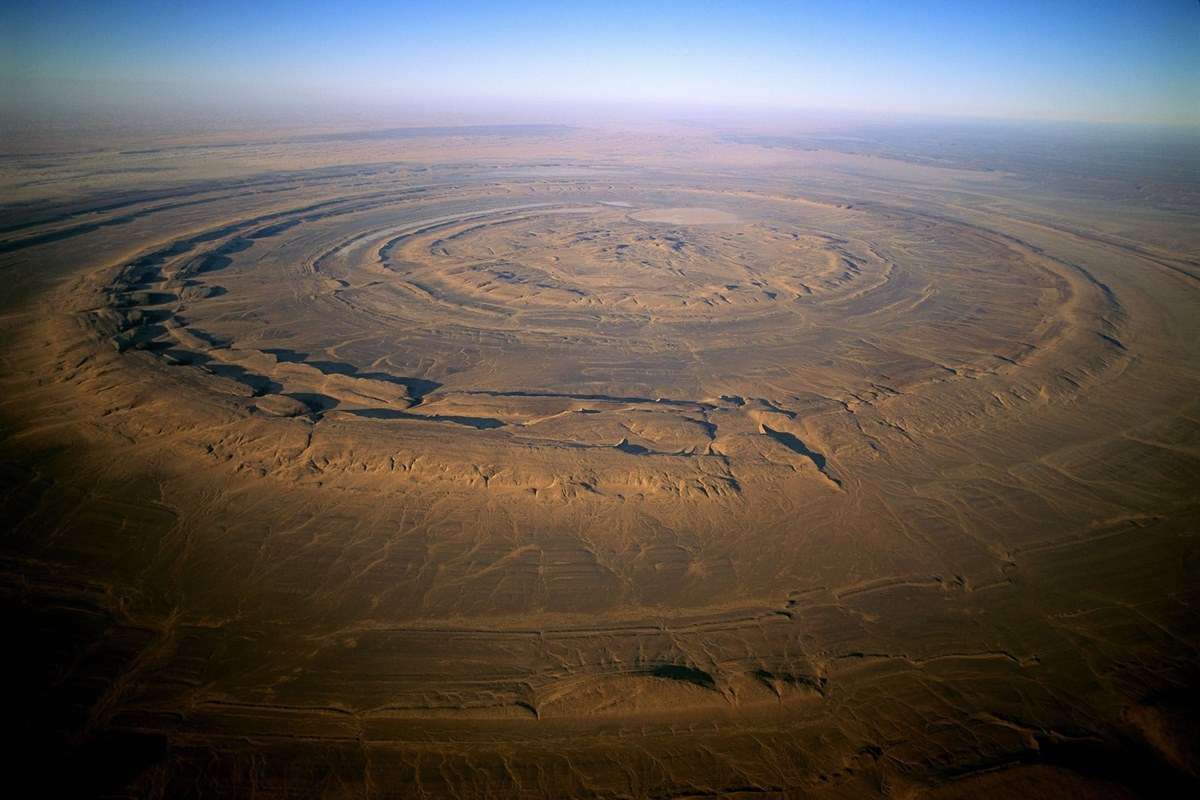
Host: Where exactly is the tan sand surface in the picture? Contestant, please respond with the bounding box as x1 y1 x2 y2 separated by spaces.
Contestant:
1 122 1197 797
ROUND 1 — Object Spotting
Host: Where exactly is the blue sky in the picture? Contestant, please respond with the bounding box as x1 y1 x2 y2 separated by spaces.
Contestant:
2 0 1197 124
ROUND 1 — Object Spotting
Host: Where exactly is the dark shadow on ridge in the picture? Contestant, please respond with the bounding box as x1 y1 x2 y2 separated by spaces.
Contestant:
350 409 504 429
761 424 842 486
650 664 717 690
286 393 340 413
467 389 714 409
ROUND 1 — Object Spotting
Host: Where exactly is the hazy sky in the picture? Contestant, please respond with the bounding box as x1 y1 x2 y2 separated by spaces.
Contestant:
2 0 1198 125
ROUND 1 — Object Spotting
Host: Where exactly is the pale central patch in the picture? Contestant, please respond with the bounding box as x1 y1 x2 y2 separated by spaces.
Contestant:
630 207 740 225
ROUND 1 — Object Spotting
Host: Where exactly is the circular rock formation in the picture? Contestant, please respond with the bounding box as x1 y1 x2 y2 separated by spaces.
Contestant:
97 178 1098 509
3 153 1197 797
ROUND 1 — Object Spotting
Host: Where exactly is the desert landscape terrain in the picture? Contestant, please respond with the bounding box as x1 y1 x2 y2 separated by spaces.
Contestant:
1 120 1198 797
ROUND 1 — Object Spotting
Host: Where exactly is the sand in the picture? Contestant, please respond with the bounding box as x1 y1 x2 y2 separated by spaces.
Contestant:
629 206 741 224
1 121 1198 798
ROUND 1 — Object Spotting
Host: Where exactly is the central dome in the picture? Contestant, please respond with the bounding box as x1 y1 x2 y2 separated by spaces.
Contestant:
376 204 885 320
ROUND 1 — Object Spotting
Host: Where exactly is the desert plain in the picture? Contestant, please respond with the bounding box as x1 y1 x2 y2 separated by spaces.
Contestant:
1 120 1198 797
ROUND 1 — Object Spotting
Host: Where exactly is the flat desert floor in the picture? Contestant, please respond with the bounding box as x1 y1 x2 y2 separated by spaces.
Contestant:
1 122 1198 798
